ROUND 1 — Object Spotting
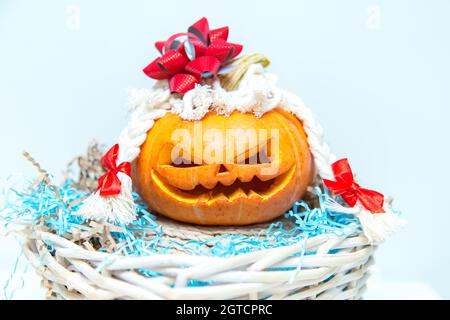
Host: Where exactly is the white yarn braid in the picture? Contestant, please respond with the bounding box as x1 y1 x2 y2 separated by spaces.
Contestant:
278 90 335 180
323 197 406 243
278 90 405 243
77 85 170 224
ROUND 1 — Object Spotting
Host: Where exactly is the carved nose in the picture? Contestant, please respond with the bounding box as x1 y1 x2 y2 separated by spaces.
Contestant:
217 164 228 174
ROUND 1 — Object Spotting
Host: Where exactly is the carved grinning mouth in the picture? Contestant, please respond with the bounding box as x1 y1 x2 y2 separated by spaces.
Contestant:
151 166 295 204
150 137 296 203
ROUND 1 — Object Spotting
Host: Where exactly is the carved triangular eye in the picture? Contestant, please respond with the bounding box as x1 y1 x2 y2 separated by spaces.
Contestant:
237 145 272 164
171 156 199 168
258 145 271 164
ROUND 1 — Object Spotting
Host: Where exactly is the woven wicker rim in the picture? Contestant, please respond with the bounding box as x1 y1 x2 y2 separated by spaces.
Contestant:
22 228 374 300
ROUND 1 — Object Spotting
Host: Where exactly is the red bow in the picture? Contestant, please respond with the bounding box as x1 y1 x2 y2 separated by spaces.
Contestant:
97 144 131 197
143 17 243 94
323 159 385 213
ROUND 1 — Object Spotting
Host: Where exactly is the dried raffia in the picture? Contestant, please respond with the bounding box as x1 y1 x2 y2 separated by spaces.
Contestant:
65 141 107 192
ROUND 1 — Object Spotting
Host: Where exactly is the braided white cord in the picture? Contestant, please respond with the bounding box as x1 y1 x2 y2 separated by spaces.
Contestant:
77 85 170 224
323 197 406 243
277 91 405 243
117 108 168 163
278 90 335 180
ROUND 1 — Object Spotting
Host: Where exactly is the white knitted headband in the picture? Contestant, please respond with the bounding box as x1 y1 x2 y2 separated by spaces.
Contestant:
78 62 404 244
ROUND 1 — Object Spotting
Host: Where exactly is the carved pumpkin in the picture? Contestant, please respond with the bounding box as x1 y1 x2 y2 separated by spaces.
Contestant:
134 108 314 225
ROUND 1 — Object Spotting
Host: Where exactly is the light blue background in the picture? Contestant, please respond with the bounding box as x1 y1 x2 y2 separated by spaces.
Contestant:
1 0 449 297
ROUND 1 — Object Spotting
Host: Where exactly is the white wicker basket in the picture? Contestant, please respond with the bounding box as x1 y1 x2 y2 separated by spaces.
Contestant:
20 220 374 300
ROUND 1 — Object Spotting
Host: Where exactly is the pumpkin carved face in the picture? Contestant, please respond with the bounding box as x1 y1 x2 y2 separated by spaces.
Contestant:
134 108 314 225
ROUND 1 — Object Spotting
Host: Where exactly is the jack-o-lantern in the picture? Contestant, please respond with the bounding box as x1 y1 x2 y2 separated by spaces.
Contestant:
134 108 314 225
76 17 398 241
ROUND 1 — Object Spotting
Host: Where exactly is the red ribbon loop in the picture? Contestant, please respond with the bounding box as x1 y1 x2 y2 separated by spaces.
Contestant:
187 17 210 45
323 159 385 213
143 17 243 94
209 27 229 42
97 144 131 197
143 50 188 80
185 56 221 79
169 73 199 95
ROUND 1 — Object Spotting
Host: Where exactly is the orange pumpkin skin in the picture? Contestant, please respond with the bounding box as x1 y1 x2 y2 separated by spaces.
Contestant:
134 108 314 225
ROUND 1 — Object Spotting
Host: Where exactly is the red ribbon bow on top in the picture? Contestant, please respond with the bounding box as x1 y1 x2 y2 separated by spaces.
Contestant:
143 17 243 94
97 144 131 197
323 159 385 213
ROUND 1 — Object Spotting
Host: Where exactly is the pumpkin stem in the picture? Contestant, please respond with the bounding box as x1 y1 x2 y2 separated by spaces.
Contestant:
219 53 270 91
